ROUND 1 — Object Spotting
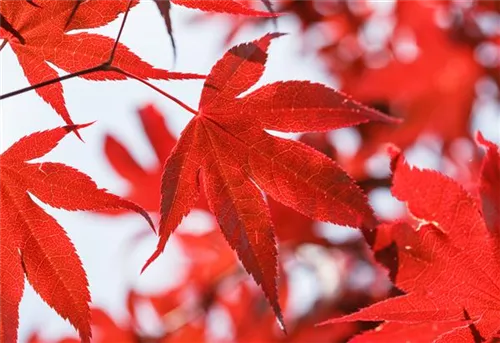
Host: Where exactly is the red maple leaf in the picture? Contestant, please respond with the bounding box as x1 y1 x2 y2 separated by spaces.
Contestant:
170 0 276 15
0 0 202 128
326 142 500 342
0 124 153 342
153 0 278 60
141 33 396 326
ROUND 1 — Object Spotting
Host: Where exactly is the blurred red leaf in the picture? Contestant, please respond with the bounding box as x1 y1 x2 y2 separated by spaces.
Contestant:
339 1 484 160
104 104 210 214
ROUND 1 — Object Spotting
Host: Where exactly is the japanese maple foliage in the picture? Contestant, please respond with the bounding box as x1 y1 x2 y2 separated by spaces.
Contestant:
210 0 498 174
327 142 500 342
139 32 396 326
0 0 202 128
28 221 375 343
348 322 462 343
2 0 498 342
0 125 153 343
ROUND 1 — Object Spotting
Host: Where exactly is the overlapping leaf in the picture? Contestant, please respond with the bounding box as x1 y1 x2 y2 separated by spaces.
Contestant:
0 125 153 342
0 0 202 128
327 141 500 342
153 0 277 54
141 33 396 326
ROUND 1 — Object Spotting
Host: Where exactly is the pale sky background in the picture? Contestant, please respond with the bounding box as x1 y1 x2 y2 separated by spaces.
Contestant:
1 1 498 342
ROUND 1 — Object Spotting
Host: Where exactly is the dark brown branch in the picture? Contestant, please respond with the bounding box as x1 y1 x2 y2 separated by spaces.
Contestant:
0 64 105 100
0 13 25 44
0 40 8 53
64 0 85 29
26 0 41 8
109 0 133 63
358 177 392 193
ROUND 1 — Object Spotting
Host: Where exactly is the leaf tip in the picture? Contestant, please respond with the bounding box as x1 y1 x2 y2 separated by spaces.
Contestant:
63 122 95 141
276 312 288 334
387 144 402 173
475 130 496 150
140 249 161 275
267 31 288 40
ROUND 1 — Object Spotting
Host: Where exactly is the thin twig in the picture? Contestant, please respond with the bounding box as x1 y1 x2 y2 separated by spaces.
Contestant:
108 0 134 65
64 0 85 29
0 40 8 53
0 64 105 100
111 67 199 116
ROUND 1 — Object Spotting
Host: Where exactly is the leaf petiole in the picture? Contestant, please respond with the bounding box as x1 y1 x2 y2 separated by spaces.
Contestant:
111 66 199 116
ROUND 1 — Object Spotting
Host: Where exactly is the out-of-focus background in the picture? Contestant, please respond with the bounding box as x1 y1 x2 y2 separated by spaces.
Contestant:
1 1 499 342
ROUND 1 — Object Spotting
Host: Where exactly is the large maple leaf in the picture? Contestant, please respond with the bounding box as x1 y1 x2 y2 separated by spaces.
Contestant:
326 142 500 342
0 124 154 342
142 33 396 326
0 0 202 128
